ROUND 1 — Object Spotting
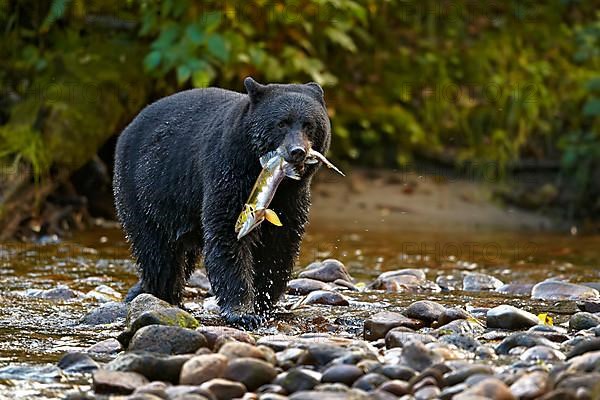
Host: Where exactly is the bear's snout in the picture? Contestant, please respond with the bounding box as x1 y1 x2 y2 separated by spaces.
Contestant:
287 146 307 163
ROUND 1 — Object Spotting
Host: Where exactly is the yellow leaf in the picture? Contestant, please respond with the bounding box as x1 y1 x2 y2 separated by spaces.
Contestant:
265 209 282 226
538 313 553 326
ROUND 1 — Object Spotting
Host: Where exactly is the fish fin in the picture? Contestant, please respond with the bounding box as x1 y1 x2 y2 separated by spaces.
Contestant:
307 149 345 176
264 209 282 226
259 150 279 168
284 163 301 180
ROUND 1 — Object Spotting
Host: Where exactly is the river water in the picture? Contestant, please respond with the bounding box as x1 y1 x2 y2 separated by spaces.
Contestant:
0 224 598 398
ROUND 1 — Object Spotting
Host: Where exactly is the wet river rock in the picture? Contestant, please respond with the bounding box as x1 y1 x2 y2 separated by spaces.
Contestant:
363 311 424 340
196 326 256 350
107 351 193 383
223 357 278 391
92 369 149 395
125 293 172 326
287 278 332 295
128 325 207 354
179 354 229 385
80 301 128 325
368 269 441 293
568 312 600 331
462 272 504 291
298 259 352 283
301 290 350 306
486 304 539 330
405 300 446 325
531 280 600 301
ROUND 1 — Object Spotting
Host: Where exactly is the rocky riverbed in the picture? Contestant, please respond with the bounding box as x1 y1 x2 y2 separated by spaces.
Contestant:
21 258 598 400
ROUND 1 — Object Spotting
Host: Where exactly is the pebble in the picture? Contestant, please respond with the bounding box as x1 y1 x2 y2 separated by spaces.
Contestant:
566 337 600 359
80 301 128 325
130 307 199 333
565 350 600 372
443 365 494 386
496 283 535 296
496 332 558 355
369 270 441 293
223 357 278 391
399 341 443 372
405 300 446 325
434 318 485 336
414 385 440 400
531 281 600 301
321 364 364 386
578 300 600 313
126 293 172 326
165 385 215 399
92 369 149 394
379 380 410 396
486 305 539 330
462 272 504 291
301 290 349 306
438 333 481 352
510 371 550 399
188 269 212 291
378 365 416 381
133 381 169 398
568 312 600 331
179 354 228 385
128 325 207 354
200 378 246 400
385 329 436 349
520 345 566 362
364 311 424 341
87 338 122 356
107 351 193 383
85 284 122 302
57 352 99 373
287 278 332 295
196 326 256 350
25 285 82 300
352 372 389 391
437 307 471 326
276 368 321 393
453 377 515 400
298 259 352 282
218 341 273 362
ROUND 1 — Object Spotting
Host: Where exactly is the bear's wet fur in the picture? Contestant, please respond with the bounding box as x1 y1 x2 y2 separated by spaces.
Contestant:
113 77 331 328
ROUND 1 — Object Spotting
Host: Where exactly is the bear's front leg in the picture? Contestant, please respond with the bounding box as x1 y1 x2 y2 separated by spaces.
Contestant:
202 207 266 329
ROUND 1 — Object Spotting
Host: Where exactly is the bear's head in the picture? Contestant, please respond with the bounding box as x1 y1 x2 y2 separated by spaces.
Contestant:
243 77 331 167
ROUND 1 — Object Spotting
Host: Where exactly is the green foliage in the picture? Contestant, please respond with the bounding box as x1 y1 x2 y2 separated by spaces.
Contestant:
0 124 50 179
0 0 599 216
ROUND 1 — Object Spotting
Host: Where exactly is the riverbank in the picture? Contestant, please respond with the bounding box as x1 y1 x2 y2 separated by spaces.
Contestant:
310 168 560 233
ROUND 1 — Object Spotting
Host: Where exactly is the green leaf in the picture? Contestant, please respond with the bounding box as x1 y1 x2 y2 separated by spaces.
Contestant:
186 24 204 44
325 27 357 52
41 0 71 31
144 51 162 71
177 65 191 84
206 34 229 62
586 78 600 92
583 97 600 117
192 68 215 88
201 11 223 32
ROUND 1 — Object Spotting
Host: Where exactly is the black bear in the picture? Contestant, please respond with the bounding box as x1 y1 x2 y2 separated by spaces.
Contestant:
113 77 330 327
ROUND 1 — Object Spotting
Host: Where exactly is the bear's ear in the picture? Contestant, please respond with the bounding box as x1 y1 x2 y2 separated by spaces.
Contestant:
244 77 266 103
305 82 324 98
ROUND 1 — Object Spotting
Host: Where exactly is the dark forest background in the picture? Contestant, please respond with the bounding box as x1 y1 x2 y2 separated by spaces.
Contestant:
0 0 599 238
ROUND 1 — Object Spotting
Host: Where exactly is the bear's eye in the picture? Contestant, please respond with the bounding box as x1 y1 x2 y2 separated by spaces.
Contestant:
303 122 313 131
277 121 287 129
